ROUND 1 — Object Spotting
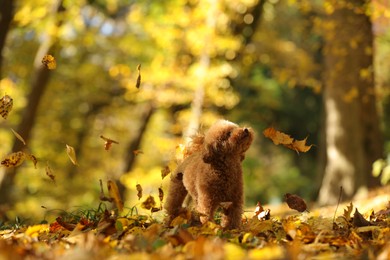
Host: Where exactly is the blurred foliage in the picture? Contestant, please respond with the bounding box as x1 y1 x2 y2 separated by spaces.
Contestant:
0 0 389 221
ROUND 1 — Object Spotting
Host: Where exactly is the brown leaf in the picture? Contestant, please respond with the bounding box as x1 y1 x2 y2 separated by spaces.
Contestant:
41 54 56 70
107 180 124 213
343 202 354 222
133 150 143 156
66 144 78 166
353 209 371 227
254 202 271 221
141 195 156 210
158 186 164 203
263 127 312 153
0 94 13 119
161 165 171 179
26 153 38 168
45 162 56 183
136 184 143 200
285 193 307 212
136 64 141 88
100 135 119 151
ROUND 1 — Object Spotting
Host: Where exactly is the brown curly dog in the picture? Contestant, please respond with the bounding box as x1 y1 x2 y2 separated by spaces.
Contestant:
164 120 254 229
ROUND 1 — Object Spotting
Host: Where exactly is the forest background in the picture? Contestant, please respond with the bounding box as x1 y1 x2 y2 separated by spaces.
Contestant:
0 0 389 223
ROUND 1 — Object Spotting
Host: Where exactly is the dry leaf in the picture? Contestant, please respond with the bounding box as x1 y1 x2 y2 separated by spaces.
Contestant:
141 195 156 210
254 202 271 221
136 184 143 200
41 54 56 70
343 202 354 222
263 127 312 153
26 153 38 168
285 193 307 212
45 162 56 183
353 209 371 227
66 144 78 166
136 64 141 88
0 94 13 119
133 150 143 156
11 128 26 145
1 151 26 168
158 186 164 203
100 135 119 151
161 165 171 179
107 180 124 213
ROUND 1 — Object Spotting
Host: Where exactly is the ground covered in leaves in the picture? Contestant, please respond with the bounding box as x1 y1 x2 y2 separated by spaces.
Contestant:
1 191 390 260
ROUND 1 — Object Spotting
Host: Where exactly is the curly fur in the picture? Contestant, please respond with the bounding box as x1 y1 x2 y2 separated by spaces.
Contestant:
164 120 254 229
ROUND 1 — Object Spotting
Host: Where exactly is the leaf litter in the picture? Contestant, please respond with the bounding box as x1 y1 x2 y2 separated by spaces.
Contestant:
1 188 389 259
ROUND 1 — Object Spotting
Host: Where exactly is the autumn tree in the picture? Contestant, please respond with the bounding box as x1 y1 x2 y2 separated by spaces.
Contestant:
318 0 383 205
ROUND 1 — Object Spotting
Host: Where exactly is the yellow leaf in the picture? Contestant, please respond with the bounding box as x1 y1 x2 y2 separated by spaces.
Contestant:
66 144 78 166
1 151 26 168
45 162 56 183
11 128 26 145
41 54 56 70
107 180 124 213
0 94 13 119
25 224 49 238
26 153 38 168
136 64 141 88
263 127 293 145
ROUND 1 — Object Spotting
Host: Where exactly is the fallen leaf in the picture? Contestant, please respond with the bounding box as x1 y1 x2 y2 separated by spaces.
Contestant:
353 209 371 227
136 64 141 88
11 128 26 145
0 94 13 119
136 184 143 200
343 202 354 222
161 165 171 179
66 144 78 166
41 54 56 70
100 135 119 151
1 151 26 168
254 202 271 221
107 180 124 213
285 193 307 212
263 127 312 153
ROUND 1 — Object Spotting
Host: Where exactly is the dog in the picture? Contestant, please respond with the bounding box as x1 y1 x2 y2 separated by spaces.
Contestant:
164 120 254 229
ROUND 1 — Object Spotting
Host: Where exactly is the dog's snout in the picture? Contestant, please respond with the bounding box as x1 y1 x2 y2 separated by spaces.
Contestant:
244 128 249 134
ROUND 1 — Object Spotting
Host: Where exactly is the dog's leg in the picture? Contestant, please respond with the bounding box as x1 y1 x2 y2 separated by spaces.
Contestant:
164 172 188 222
196 193 217 224
221 202 243 229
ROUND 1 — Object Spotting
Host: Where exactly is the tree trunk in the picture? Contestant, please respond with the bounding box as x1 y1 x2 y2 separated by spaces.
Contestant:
0 0 13 78
318 0 382 205
0 0 65 207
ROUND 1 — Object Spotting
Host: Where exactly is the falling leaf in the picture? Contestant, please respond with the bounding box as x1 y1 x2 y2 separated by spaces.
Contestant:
107 180 124 213
161 165 171 179
0 94 13 119
11 128 26 145
133 150 143 156
284 193 307 212
1 151 26 168
66 144 78 166
136 64 141 88
99 179 113 202
45 162 56 183
26 153 38 168
136 184 143 200
100 135 119 151
263 127 312 153
141 195 156 210
158 186 164 203
41 54 56 70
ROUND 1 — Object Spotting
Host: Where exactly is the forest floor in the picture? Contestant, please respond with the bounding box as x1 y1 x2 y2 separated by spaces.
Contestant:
0 185 389 260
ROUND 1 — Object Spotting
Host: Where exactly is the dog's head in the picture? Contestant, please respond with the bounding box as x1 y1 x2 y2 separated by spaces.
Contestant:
203 120 254 163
